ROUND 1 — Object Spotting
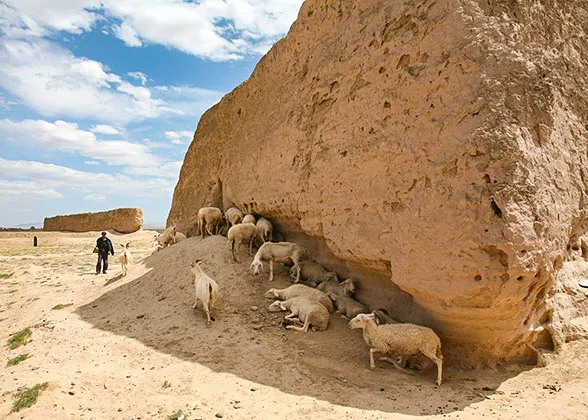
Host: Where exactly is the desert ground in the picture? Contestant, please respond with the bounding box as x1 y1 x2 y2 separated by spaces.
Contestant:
0 230 586 420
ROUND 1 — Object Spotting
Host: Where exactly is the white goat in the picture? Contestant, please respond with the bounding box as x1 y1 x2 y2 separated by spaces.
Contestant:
242 214 256 225
227 222 257 262
250 242 303 283
191 260 219 325
197 207 223 238
268 296 329 332
256 217 273 243
264 284 334 313
348 313 443 386
290 260 338 286
224 206 244 227
118 242 133 276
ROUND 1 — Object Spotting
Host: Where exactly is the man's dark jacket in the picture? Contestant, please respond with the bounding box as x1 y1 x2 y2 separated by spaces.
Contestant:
96 237 114 254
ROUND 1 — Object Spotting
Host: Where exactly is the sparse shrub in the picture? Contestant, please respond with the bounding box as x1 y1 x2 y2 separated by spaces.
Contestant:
7 353 31 367
11 382 48 412
7 328 32 349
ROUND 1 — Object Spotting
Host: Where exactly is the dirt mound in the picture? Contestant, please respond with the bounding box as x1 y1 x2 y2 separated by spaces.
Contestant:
77 235 524 414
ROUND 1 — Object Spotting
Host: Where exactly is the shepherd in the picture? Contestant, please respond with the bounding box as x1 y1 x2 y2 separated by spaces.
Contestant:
95 231 114 275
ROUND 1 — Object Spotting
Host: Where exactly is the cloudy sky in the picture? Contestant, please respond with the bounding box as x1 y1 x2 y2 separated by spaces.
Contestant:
0 0 303 227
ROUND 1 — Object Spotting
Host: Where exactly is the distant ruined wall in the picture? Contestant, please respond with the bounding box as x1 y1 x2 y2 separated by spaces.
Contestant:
168 0 588 365
44 208 143 233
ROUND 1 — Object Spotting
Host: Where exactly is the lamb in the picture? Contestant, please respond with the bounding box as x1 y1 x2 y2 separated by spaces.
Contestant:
227 222 257 262
118 242 133 276
290 260 338 286
242 214 256 225
224 206 244 227
331 295 369 319
191 260 219 325
268 296 329 332
348 313 443 386
264 284 334 313
256 217 273 243
250 242 303 283
317 278 356 297
197 207 223 238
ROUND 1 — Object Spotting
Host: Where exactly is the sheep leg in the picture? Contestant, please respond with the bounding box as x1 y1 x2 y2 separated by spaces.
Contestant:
284 313 298 320
379 357 416 375
235 241 242 263
248 237 254 256
269 259 274 282
369 348 377 370
286 317 310 332
202 302 211 325
192 298 199 309
292 259 300 283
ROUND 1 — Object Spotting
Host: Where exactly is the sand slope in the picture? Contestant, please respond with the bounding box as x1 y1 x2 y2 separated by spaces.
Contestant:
1 231 587 419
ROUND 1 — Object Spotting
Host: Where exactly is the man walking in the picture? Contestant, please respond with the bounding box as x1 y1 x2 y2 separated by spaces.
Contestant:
96 231 114 274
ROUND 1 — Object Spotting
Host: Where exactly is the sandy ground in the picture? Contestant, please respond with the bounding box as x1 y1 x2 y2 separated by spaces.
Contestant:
0 230 587 420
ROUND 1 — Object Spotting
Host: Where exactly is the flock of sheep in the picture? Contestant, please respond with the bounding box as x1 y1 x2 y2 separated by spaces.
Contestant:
151 206 443 386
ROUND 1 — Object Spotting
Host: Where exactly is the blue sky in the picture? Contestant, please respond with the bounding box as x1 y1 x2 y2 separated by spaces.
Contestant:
0 0 303 227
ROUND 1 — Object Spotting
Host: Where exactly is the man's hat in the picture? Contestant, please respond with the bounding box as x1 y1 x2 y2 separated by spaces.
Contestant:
101 231 107 235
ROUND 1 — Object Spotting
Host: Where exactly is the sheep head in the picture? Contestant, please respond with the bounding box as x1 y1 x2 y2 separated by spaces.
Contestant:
268 301 286 312
341 278 356 295
348 313 375 329
264 288 279 299
250 260 263 275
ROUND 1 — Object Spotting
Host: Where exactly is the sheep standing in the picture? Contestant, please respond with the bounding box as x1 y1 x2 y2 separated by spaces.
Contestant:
256 217 273 243
290 260 338 286
268 296 330 332
317 278 356 297
227 223 257 262
225 206 244 227
118 242 133 276
191 260 219 324
197 207 223 238
264 284 334 313
348 313 443 386
250 241 303 283
242 214 256 225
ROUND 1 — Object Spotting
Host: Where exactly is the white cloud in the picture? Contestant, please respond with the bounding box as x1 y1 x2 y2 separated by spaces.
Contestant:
0 38 179 124
84 160 101 165
127 71 147 86
0 118 160 167
90 124 121 135
0 157 176 198
1 0 304 61
113 21 142 47
85 193 106 201
0 179 63 201
165 130 193 145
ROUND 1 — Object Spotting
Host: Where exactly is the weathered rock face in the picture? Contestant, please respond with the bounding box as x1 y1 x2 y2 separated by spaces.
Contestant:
44 208 143 233
168 0 588 365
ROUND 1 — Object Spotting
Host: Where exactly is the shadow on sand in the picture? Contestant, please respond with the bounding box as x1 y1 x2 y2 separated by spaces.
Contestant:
76 236 529 415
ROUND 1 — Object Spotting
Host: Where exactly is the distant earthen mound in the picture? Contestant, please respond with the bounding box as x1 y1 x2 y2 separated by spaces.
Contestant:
168 0 588 365
44 208 143 233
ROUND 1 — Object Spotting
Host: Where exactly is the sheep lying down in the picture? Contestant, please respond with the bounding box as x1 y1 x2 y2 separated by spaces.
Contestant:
268 296 329 332
264 284 334 313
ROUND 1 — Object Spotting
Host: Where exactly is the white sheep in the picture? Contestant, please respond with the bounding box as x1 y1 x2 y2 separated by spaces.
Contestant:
370 309 433 373
264 284 334 313
317 278 356 297
118 242 133 276
290 260 338 286
155 225 177 248
331 295 369 319
250 242 303 283
154 229 186 251
197 207 223 238
256 217 273 243
348 313 443 386
224 206 244 227
227 222 257 262
191 260 219 325
268 296 330 332
242 214 256 225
